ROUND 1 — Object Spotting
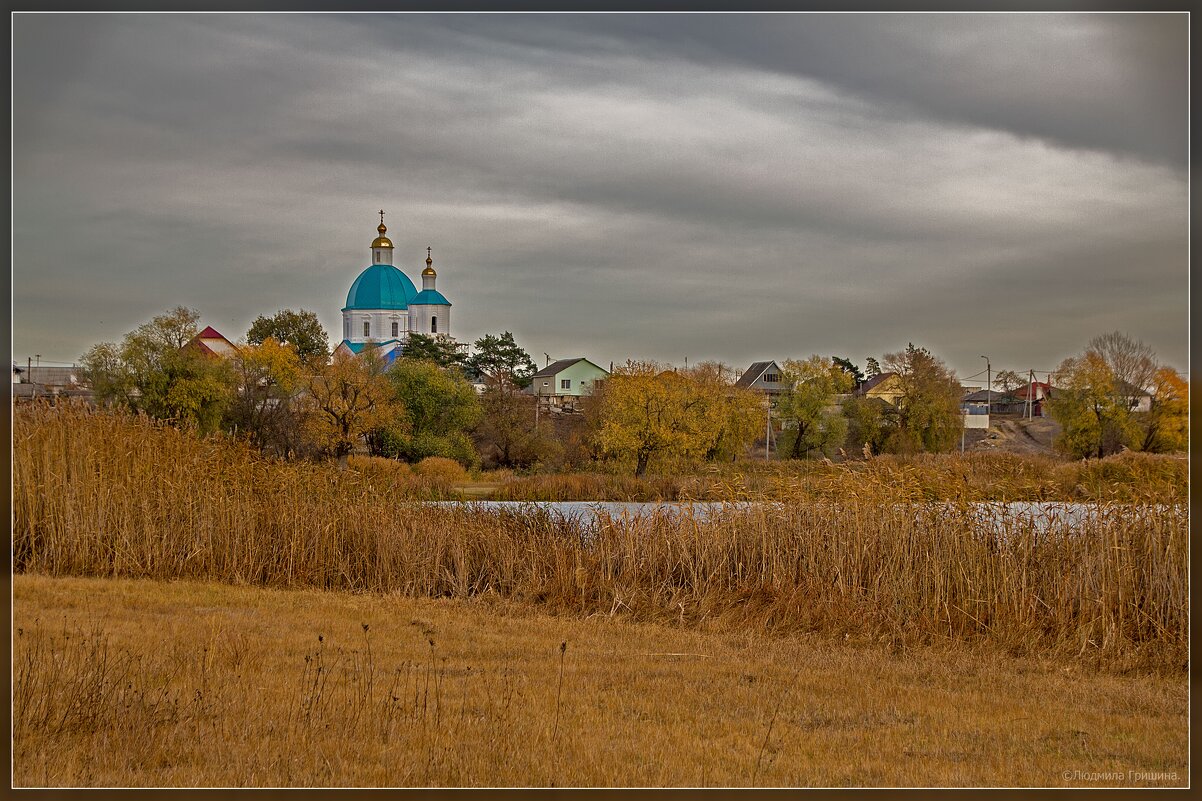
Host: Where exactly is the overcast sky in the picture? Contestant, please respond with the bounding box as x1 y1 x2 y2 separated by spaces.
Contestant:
12 12 1188 382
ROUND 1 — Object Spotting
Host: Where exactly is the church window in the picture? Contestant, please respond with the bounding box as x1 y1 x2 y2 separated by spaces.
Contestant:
431 316 438 334
392 321 399 338
561 379 571 390
363 320 370 338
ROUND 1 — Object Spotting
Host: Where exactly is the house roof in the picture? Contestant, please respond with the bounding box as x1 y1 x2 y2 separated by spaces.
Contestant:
1010 382 1054 400
186 326 237 358
962 389 1018 403
530 358 607 379
735 361 779 389
857 372 898 394
1114 379 1152 397
24 366 81 387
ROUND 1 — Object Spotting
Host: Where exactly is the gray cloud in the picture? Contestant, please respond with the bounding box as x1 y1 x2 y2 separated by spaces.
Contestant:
12 12 1188 381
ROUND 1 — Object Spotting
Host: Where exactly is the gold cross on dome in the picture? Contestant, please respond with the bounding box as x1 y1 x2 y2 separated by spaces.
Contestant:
379 209 385 225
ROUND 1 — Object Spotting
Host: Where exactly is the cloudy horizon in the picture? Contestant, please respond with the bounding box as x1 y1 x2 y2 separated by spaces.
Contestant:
12 12 1189 383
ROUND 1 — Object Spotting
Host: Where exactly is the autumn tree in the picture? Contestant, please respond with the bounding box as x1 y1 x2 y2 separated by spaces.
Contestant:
775 356 854 459
476 372 561 468
401 333 466 368
224 338 305 455
465 332 537 389
589 361 759 476
1050 332 1165 458
1140 367 1189 453
1050 351 1135 458
80 306 234 433
247 309 330 365
992 369 1026 394
371 360 481 467
303 349 404 468
879 343 963 453
841 395 887 456
682 361 763 462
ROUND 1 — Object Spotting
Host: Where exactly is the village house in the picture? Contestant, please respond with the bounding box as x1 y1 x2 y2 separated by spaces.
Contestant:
184 326 238 359
11 364 93 404
527 358 609 412
735 361 785 398
855 371 904 405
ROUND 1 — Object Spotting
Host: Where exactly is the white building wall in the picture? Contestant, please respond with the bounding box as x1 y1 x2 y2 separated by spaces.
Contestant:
343 309 413 344
408 305 450 337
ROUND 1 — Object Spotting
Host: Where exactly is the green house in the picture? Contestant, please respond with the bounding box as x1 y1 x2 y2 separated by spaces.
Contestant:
527 358 609 411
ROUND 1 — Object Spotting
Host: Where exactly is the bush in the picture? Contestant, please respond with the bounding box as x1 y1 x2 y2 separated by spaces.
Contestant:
412 456 470 483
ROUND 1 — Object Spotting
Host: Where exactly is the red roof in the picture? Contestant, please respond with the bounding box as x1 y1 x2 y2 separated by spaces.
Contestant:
197 325 225 339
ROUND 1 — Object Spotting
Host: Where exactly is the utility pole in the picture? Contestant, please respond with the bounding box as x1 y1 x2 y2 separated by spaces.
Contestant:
980 356 991 416
1027 369 1034 419
765 397 771 461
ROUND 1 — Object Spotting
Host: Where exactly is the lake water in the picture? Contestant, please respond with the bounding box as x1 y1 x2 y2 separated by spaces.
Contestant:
426 500 1131 532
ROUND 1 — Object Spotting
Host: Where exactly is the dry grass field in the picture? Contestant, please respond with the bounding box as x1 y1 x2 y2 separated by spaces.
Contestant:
10 403 1189 787
13 574 1187 788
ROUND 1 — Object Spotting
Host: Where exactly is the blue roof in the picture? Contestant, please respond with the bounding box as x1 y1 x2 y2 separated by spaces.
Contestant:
409 289 451 306
344 264 418 310
339 339 404 363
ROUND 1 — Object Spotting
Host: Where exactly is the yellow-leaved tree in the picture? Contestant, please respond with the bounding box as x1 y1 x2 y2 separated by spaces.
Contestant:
226 338 305 455
775 355 855 459
589 361 760 476
1140 366 1188 453
1050 350 1137 459
1050 332 1181 458
303 349 405 468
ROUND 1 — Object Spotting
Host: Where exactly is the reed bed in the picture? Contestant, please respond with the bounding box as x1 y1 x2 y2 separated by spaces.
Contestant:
490 451 1187 503
13 403 1188 670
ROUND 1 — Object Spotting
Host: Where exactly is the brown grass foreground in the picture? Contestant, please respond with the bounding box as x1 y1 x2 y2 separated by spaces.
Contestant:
12 403 1188 671
12 574 1188 787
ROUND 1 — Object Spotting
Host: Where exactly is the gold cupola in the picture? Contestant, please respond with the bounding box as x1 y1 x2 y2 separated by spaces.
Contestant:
370 209 394 250
420 246 438 292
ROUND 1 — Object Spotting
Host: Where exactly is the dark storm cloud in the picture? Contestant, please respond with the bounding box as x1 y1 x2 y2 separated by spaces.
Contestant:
12 12 1188 380
444 13 1188 168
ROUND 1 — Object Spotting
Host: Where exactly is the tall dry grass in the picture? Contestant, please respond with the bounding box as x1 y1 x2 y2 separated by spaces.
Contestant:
12 403 1188 670
491 451 1187 503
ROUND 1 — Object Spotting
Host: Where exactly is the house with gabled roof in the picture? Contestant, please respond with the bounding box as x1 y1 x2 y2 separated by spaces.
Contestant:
185 326 238 359
735 361 785 396
855 371 904 405
527 357 609 411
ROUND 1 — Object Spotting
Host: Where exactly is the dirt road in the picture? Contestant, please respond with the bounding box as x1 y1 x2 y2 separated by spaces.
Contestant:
972 416 1061 455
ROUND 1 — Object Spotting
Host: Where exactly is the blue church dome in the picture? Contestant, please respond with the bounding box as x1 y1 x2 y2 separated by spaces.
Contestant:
409 289 451 306
343 264 418 311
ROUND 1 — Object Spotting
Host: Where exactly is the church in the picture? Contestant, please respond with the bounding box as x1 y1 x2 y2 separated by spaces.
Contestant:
334 211 453 363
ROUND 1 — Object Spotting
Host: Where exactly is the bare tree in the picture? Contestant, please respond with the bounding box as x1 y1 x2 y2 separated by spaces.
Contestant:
1087 331 1157 393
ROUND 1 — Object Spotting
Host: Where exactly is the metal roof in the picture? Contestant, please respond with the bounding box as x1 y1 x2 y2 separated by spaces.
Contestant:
344 264 418 311
735 361 777 389
530 358 607 379
409 289 451 306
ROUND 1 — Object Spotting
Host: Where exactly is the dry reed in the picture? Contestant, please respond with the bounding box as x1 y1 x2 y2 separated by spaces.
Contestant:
12 403 1188 670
